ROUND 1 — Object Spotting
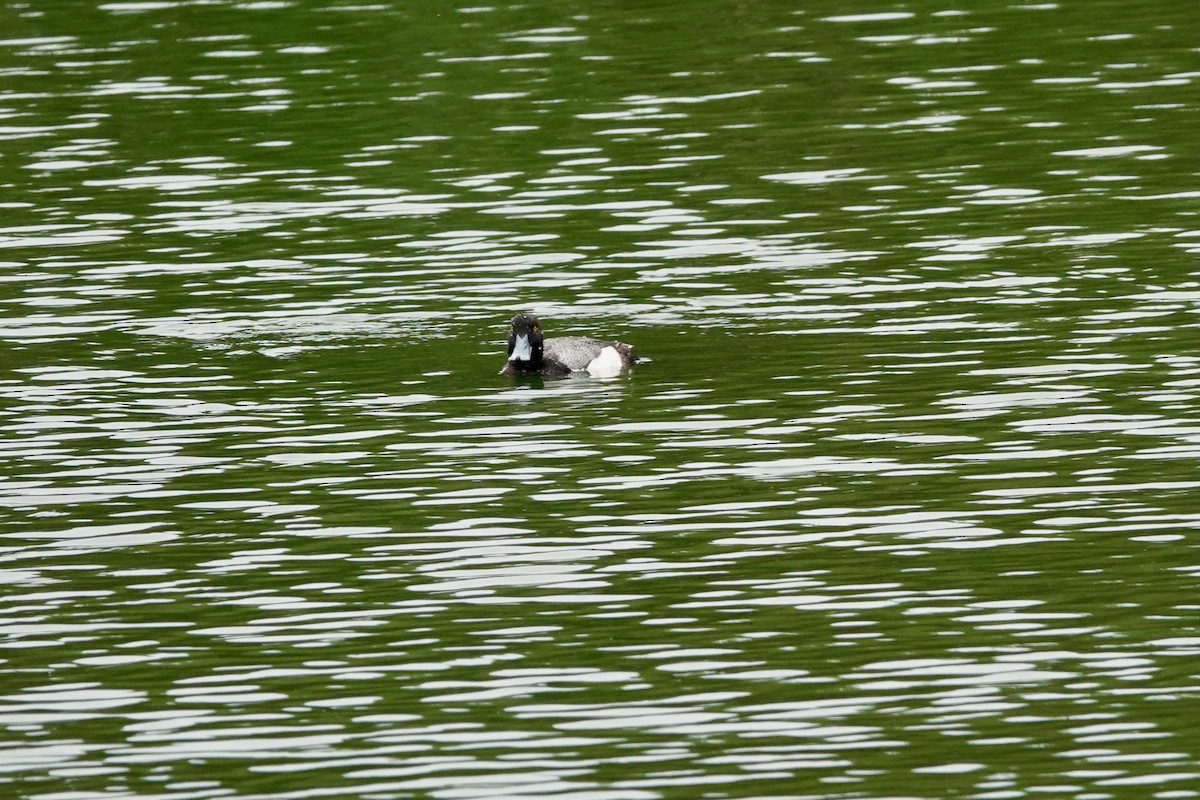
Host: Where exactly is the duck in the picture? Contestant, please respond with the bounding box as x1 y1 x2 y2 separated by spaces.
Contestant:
500 313 638 378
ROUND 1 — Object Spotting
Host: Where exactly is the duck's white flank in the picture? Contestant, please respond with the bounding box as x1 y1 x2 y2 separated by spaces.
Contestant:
585 346 625 378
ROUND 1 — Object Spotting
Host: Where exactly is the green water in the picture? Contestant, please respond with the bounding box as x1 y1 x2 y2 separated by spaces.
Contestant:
1 1 1197 798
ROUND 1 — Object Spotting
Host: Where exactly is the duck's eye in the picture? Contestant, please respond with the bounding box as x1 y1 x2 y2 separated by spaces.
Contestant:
533 325 540 333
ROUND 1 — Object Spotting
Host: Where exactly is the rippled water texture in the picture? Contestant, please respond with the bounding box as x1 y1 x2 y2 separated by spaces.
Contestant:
1 1 1198 798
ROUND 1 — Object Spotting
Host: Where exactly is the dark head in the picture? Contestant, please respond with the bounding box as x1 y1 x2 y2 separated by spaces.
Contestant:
504 313 545 373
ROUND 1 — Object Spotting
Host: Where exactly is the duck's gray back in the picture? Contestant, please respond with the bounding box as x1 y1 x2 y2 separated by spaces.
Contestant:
545 337 632 371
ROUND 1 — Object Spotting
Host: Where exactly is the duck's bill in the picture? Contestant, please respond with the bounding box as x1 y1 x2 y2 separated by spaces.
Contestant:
509 334 532 361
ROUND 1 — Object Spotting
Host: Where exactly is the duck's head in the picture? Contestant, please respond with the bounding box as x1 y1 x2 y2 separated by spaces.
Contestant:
506 313 545 368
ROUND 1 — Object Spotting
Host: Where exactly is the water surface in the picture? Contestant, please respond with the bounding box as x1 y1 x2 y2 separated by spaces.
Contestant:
1 1 1198 798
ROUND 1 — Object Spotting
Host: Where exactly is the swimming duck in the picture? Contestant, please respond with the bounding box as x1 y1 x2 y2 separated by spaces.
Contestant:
500 313 637 378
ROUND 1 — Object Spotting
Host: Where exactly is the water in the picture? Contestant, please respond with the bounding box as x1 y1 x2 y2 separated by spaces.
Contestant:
2 1 1198 798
